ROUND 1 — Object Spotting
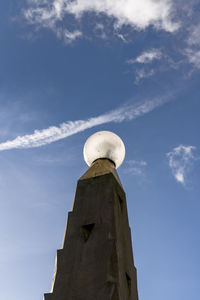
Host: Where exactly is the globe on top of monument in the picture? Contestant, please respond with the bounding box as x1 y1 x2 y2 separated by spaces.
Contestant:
83 131 125 168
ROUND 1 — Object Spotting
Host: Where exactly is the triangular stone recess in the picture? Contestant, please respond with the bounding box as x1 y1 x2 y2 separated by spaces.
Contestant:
81 223 95 242
118 196 123 213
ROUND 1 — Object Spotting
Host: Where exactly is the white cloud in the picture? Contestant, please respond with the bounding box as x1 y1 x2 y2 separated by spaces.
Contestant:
184 24 200 69
24 0 179 41
94 23 107 40
66 0 178 32
62 29 82 42
127 49 163 64
24 0 82 43
126 48 186 83
184 48 200 69
126 48 164 83
124 160 147 176
187 24 200 46
0 97 169 151
135 68 155 84
167 145 197 185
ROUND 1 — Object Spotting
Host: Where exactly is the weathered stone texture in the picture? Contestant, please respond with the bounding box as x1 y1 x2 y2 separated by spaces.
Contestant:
44 159 139 300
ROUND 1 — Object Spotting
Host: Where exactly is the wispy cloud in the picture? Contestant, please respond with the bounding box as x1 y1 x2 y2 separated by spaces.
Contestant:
185 48 200 69
23 0 82 43
124 160 147 176
0 97 170 151
127 49 163 64
23 0 179 42
167 145 197 185
135 68 155 84
126 48 184 83
187 24 200 46
126 48 164 83
183 24 200 69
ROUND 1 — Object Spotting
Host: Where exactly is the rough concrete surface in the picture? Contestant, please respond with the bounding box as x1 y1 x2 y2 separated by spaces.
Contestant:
44 159 139 300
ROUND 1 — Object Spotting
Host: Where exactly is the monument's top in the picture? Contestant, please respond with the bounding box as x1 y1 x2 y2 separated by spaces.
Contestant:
83 131 125 168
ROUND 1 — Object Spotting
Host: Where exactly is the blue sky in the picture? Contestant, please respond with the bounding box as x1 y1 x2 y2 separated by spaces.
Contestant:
0 1 200 299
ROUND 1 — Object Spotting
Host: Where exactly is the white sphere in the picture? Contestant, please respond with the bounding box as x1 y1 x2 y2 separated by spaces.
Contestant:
83 131 125 168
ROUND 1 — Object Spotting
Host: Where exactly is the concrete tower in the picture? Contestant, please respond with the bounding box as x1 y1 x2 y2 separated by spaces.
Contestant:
44 131 139 300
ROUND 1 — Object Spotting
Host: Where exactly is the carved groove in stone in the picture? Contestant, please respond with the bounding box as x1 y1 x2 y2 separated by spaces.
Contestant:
111 286 119 300
104 282 118 299
118 196 123 213
126 272 131 296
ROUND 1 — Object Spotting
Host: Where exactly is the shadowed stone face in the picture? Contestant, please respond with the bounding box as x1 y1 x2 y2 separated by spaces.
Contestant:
44 159 139 300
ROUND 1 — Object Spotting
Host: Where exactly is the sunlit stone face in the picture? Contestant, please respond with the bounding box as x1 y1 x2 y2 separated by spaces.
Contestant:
83 131 125 168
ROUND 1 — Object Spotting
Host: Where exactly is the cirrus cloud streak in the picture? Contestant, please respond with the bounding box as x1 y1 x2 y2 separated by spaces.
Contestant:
0 97 169 151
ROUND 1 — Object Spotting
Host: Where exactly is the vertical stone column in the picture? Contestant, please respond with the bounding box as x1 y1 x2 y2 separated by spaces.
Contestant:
44 159 139 300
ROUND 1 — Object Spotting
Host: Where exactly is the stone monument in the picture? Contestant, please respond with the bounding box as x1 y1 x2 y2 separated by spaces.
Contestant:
44 131 139 300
